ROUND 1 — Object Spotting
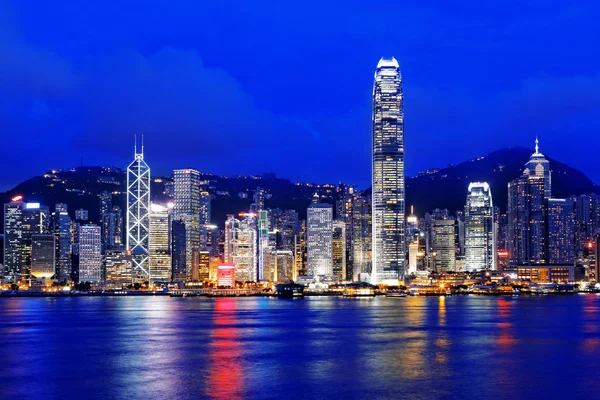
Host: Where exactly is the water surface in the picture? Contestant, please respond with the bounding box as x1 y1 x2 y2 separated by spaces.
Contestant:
1 295 599 399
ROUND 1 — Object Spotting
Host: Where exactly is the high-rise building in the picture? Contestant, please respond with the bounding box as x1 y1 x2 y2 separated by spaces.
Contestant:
265 249 294 282
508 139 550 265
372 56 405 284
30 234 56 280
546 198 575 264
295 221 307 277
53 203 71 282
149 204 171 282
126 138 150 281
433 218 456 272
21 203 50 284
105 250 132 285
198 250 210 281
464 182 496 271
171 220 187 281
224 214 257 282
257 210 269 281
332 220 346 282
350 195 372 282
173 169 201 281
79 224 102 283
3 197 24 283
200 191 211 225
307 203 333 279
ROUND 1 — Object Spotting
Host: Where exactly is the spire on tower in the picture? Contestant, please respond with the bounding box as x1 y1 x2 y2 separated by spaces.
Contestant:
535 135 539 154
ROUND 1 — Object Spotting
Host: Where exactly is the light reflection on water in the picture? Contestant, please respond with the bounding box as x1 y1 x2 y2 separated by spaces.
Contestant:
1 295 600 399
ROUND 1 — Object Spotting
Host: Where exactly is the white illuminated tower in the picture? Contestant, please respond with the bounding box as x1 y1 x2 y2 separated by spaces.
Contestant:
371 57 405 285
126 136 151 281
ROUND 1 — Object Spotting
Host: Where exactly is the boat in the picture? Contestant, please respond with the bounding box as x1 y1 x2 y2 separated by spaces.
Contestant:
343 287 375 297
386 290 407 297
275 283 305 298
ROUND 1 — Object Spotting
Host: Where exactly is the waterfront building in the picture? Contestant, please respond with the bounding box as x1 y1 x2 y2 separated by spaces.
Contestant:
224 214 257 282
516 265 574 283
3 197 24 283
464 182 496 271
332 220 346 282
258 210 269 281
198 250 210 281
546 198 575 264
266 249 295 282
351 196 372 282
79 224 102 282
171 219 187 281
295 221 307 277
149 204 171 282
126 138 151 281
53 203 71 282
433 218 456 272
217 264 235 287
508 139 550 265
21 203 51 283
408 241 418 275
372 56 405 284
307 203 333 279
173 168 201 281
104 250 132 285
30 234 56 280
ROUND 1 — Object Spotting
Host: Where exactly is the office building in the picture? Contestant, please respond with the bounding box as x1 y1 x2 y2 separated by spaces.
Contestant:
257 210 269 281
30 234 56 280
332 220 346 282
372 56 405 284
75 209 89 222
105 250 132 285
79 224 102 282
546 198 575 264
53 203 72 282
149 204 171 282
3 197 24 283
200 191 211 225
307 203 333 279
433 218 456 272
126 138 151 281
464 182 496 271
508 139 550 265
173 168 201 281
224 214 257 282
171 219 187 281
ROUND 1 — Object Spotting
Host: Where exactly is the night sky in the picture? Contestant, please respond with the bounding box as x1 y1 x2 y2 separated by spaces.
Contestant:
1 1 599 191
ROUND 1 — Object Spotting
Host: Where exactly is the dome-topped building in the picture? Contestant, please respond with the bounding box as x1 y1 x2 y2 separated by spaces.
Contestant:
523 137 551 197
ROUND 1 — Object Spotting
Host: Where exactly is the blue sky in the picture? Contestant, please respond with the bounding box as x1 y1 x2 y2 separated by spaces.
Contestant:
1 0 599 190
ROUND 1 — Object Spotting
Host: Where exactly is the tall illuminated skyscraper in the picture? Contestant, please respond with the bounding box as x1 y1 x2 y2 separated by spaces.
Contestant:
464 182 496 271
173 169 201 281
149 204 171 282
126 137 150 281
3 197 25 283
224 214 257 282
53 203 71 282
372 56 405 284
307 203 333 279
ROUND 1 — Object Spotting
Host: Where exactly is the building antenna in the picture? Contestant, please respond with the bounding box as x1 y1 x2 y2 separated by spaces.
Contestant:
134 134 137 154
141 134 144 156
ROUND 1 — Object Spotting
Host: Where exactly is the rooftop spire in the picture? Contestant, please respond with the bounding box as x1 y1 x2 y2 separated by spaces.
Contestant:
535 135 539 154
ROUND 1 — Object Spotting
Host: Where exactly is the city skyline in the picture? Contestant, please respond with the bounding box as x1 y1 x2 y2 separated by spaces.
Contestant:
2 1 600 191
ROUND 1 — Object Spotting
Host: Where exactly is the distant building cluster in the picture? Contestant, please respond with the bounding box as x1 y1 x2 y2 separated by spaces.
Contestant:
2 59 599 290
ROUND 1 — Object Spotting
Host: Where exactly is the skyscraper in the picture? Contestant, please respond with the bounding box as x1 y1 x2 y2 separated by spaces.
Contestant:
257 209 269 281
79 224 102 283
372 56 405 284
171 219 187 281
3 197 24 283
332 220 346 282
433 218 456 272
126 137 150 281
224 214 257 282
173 169 201 281
352 195 372 282
307 203 333 279
53 203 71 282
508 139 550 265
149 204 172 282
464 182 496 271
30 234 56 281
199 191 212 225
21 203 50 284
546 198 575 264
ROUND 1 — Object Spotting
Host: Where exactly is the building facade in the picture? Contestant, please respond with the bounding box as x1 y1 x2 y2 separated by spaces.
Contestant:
307 203 333 279
464 182 496 271
372 56 405 284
